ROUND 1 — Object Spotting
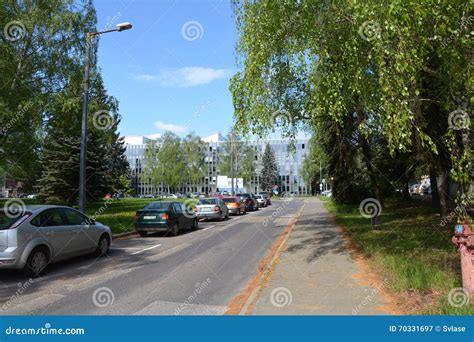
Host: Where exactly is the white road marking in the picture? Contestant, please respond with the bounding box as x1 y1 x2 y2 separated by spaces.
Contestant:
201 225 215 231
110 246 144 250
132 244 162 255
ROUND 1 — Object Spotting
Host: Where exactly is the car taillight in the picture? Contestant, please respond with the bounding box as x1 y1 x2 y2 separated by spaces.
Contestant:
161 213 169 220
134 212 139 220
214 206 220 212
9 212 33 229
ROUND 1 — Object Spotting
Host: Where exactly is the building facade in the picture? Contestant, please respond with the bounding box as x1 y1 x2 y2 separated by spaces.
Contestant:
124 133 310 196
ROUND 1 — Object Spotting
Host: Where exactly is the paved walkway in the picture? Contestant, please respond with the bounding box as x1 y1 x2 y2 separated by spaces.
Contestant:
250 197 392 315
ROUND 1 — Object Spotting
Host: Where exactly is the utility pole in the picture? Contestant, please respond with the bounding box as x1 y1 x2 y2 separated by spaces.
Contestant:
319 160 322 194
231 132 235 196
79 23 132 213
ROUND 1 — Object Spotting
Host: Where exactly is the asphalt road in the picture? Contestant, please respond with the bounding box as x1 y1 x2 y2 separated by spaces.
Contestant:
0 199 304 315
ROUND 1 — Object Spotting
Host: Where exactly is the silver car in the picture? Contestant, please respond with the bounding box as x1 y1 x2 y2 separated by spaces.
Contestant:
195 198 229 220
0 205 112 277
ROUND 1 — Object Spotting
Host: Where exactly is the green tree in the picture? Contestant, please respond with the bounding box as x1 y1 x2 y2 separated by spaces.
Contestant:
230 0 471 217
218 130 256 188
0 0 97 190
260 143 278 192
142 132 185 193
182 132 206 192
36 73 129 204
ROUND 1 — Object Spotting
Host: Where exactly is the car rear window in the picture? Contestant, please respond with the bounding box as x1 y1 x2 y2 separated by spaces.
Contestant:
144 202 171 210
199 199 217 205
222 197 237 203
0 211 29 230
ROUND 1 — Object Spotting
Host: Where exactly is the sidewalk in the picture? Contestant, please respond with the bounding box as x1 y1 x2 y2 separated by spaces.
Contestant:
249 198 394 315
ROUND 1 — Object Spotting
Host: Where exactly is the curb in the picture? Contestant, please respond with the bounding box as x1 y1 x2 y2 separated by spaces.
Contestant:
112 231 138 240
225 202 305 315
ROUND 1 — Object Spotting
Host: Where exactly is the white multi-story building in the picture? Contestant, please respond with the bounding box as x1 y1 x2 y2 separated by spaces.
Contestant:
124 133 310 196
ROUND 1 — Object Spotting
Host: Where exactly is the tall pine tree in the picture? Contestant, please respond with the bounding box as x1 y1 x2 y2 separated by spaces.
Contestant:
260 143 278 192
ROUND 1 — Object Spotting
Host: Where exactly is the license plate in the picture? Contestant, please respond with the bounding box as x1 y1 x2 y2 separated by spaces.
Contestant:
143 215 156 220
201 208 211 212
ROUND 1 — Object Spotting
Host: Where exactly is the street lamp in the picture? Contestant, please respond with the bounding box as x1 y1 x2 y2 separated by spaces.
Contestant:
79 22 132 213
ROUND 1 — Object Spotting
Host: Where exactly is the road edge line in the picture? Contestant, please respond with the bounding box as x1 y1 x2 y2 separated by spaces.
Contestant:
224 202 305 315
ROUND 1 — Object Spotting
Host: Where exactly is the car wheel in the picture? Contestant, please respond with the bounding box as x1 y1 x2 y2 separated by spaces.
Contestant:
23 248 49 277
170 223 179 236
96 235 110 257
138 231 148 237
191 218 199 230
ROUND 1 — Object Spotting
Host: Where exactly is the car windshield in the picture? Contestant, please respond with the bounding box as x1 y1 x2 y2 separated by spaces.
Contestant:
199 199 217 205
222 197 237 204
144 202 171 210
0 211 28 230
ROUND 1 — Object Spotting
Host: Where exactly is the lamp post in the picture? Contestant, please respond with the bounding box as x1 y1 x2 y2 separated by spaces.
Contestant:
79 22 132 213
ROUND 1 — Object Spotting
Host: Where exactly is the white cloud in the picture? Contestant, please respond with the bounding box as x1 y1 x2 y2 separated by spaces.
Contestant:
145 133 162 140
158 67 228 87
153 121 187 134
133 73 155 81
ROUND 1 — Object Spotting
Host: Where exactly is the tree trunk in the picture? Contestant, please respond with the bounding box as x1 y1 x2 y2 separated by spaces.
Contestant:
401 174 411 201
435 158 449 218
356 108 383 207
429 166 439 209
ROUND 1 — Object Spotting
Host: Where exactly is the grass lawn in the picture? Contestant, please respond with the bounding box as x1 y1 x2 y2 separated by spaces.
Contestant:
321 196 473 315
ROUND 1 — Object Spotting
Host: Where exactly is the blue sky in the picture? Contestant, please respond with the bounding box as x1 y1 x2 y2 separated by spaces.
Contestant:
94 0 237 139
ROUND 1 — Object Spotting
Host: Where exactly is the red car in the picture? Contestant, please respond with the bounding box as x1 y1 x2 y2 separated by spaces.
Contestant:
222 197 246 215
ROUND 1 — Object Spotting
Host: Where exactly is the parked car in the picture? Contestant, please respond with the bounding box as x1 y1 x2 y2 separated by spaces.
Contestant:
321 190 332 197
239 193 259 211
258 191 271 205
195 198 229 221
222 197 246 215
134 201 198 237
255 195 267 208
0 205 111 277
